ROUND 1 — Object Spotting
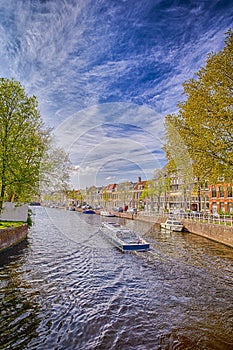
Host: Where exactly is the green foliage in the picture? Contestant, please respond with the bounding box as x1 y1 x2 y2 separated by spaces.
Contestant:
27 208 33 227
0 221 24 229
164 30 233 183
140 170 171 211
102 189 110 203
0 78 71 209
0 78 51 210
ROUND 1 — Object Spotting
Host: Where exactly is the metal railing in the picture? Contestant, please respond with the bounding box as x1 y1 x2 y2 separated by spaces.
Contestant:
137 211 233 227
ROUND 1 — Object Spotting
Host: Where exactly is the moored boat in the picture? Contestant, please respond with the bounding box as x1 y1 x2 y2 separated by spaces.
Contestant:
83 209 95 214
160 218 183 232
99 222 150 252
100 211 115 217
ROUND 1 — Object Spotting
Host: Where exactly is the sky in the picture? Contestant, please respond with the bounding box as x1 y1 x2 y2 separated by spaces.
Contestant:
0 0 232 189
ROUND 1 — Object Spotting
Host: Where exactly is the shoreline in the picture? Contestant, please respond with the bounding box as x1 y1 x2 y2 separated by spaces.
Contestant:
0 224 28 253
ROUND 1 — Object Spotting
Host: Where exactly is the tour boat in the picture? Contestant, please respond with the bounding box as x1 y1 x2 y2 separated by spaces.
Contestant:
160 218 184 232
100 222 150 252
100 211 115 217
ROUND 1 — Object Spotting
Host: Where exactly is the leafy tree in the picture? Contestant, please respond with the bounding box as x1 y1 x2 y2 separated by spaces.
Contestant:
164 30 233 183
0 78 50 210
86 185 97 206
66 189 80 205
140 169 170 212
102 188 110 208
117 181 132 207
39 145 71 195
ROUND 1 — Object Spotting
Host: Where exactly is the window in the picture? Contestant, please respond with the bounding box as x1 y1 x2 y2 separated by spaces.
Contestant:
219 186 224 198
228 203 233 213
212 203 217 212
220 202 225 212
211 187 216 198
227 186 232 198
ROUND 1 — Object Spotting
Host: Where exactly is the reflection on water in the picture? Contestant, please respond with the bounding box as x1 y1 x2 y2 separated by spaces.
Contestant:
0 241 40 350
0 207 233 350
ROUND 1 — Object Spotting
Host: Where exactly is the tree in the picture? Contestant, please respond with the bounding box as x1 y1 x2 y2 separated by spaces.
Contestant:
39 145 71 196
0 78 50 210
86 186 97 206
117 181 132 207
164 30 233 183
140 169 170 212
102 188 110 208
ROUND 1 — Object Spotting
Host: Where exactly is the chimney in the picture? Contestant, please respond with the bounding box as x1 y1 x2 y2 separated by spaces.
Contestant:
138 176 141 183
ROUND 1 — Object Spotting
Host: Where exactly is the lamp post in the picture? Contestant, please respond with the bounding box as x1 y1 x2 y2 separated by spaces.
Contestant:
164 174 167 212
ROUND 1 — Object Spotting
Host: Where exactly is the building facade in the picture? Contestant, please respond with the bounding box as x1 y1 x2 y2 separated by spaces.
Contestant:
65 176 232 215
209 183 233 214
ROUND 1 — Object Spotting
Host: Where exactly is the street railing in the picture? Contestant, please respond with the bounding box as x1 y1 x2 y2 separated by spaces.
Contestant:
137 211 233 227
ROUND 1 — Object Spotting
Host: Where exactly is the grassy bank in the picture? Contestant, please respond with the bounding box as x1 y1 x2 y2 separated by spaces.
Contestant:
0 221 24 229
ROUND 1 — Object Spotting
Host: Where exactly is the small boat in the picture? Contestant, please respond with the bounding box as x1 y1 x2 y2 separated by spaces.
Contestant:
83 209 95 214
160 218 183 232
100 211 115 217
99 222 150 252
68 207 75 211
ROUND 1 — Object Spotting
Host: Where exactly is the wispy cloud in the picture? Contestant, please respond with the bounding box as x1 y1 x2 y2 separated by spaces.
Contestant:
55 103 163 187
0 0 232 187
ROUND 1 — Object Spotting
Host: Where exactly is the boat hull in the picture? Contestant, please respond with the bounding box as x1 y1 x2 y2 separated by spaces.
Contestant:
161 224 183 232
122 243 150 252
100 211 115 217
100 222 150 252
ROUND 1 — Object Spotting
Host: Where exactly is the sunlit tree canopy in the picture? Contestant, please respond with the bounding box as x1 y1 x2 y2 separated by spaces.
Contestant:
164 30 233 183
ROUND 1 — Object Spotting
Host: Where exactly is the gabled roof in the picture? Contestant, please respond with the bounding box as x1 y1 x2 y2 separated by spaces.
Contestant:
75 189 82 194
103 183 117 191
134 180 147 190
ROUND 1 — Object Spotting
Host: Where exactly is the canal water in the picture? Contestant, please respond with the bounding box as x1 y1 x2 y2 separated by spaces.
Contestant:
0 207 233 350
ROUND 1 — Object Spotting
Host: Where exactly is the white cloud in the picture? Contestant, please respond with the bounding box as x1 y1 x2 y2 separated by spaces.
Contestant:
54 102 164 187
0 0 232 187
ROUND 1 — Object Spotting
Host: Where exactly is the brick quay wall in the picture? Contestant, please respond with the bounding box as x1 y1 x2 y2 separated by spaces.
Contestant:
182 219 233 248
0 224 28 253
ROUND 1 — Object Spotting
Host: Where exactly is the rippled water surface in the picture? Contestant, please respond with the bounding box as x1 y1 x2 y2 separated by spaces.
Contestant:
0 207 233 349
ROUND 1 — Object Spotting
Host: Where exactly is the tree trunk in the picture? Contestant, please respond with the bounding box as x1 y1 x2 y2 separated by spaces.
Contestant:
0 182 6 213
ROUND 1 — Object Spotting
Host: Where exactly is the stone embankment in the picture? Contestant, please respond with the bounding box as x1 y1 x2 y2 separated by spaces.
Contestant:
114 212 233 249
182 219 233 248
0 224 28 253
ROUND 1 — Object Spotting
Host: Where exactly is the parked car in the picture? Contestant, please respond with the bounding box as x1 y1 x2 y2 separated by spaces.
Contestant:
127 208 137 214
173 209 185 215
82 205 92 209
112 207 123 213
190 211 201 217
93 205 103 210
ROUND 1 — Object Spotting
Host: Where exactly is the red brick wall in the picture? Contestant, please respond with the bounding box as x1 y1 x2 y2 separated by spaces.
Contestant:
0 225 28 252
209 183 233 213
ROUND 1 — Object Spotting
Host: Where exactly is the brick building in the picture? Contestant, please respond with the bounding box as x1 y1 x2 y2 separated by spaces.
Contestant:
209 183 233 214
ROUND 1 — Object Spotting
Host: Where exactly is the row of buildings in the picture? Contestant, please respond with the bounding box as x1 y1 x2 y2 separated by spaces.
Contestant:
65 175 233 215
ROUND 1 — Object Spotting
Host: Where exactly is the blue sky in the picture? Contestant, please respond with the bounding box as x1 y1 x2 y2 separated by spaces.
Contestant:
0 0 232 188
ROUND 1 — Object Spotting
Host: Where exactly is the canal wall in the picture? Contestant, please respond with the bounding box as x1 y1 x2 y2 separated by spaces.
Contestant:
182 220 233 248
115 212 164 223
0 225 28 253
